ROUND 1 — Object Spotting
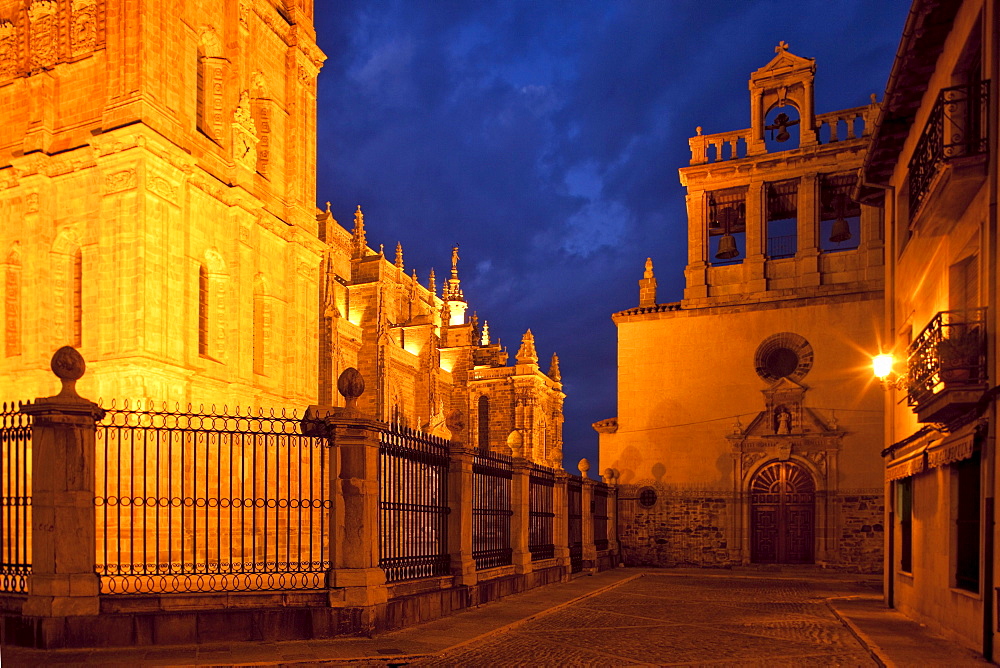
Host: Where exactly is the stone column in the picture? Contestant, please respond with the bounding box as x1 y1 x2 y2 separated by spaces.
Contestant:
553 471 572 578
744 181 767 293
510 458 533 574
684 191 710 301
606 475 621 559
446 410 477 586
797 174 821 287
581 478 597 573
322 368 388 609
20 347 104 618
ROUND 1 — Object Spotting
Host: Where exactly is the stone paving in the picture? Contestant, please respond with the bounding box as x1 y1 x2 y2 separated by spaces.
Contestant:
2 568 991 666
411 573 884 667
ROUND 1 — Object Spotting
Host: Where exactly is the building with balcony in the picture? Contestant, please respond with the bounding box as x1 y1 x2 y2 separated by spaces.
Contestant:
859 0 998 657
596 44 886 571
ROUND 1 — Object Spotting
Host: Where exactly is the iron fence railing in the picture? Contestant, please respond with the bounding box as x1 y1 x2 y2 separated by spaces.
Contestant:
0 404 30 594
567 476 583 573
472 450 513 570
766 234 797 259
94 403 332 594
528 464 555 561
379 425 450 583
593 482 609 551
908 80 990 215
907 308 988 408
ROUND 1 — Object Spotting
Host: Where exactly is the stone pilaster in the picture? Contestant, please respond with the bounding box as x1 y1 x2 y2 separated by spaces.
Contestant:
20 347 104 618
447 441 477 586
510 458 533 574
797 174 821 287
581 478 597 573
324 368 388 609
553 471 572 578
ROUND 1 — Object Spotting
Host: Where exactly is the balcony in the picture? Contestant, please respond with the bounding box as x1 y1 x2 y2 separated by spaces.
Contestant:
907 309 987 425
908 81 990 230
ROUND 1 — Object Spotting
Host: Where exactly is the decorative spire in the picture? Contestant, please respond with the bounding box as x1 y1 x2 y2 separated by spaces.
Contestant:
516 329 538 365
481 321 490 346
442 244 464 302
638 257 657 308
470 311 480 339
440 300 451 326
428 268 436 294
395 242 404 270
351 205 367 259
548 353 561 382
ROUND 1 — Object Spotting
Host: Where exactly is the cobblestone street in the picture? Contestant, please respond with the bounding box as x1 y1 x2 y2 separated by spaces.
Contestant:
412 572 882 667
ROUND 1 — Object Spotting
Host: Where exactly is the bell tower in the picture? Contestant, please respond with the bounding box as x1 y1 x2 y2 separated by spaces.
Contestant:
679 43 882 306
748 40 818 154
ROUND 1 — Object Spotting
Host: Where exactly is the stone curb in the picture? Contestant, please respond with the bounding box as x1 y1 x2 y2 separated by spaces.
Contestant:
826 596 890 668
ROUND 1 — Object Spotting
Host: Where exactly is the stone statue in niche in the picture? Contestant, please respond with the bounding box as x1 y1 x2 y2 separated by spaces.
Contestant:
775 405 791 435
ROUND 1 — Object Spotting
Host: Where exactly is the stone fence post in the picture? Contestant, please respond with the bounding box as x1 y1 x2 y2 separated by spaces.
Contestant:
604 468 621 562
553 470 571 578
510 457 533 574
579 459 597 574
312 368 388 611
446 410 476 586
20 347 104 619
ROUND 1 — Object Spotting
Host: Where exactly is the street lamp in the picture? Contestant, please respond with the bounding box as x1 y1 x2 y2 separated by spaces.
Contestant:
873 353 907 391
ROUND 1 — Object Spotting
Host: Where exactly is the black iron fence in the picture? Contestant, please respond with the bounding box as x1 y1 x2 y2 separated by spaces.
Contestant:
1 394 618 599
567 476 583 573
593 482 609 551
94 403 332 594
378 424 451 583
472 450 513 570
0 404 30 594
909 80 991 215
528 464 555 560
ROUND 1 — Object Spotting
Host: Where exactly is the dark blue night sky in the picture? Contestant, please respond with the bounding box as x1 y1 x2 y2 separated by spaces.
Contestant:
313 1 911 471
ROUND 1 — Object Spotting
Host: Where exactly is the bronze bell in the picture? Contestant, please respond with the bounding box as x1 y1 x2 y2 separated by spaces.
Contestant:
715 233 739 260
829 217 852 243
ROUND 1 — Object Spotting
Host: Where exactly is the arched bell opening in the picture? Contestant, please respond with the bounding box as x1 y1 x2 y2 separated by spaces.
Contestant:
763 104 802 152
749 460 816 564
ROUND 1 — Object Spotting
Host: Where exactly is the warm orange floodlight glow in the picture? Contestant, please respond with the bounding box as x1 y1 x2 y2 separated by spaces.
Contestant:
872 353 894 380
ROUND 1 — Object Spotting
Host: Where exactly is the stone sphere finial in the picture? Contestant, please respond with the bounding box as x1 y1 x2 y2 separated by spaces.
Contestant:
51 346 85 399
337 367 365 410
445 409 465 438
578 458 591 478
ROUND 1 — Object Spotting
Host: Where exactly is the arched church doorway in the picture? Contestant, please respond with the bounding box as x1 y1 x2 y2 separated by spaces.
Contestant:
750 460 815 564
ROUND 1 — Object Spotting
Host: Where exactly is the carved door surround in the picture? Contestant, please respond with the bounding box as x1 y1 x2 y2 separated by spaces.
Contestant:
729 378 844 564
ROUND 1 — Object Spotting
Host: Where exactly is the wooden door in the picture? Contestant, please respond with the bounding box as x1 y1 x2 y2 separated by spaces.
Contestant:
750 461 815 564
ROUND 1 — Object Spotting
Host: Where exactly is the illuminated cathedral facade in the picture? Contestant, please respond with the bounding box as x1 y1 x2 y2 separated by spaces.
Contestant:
0 0 563 467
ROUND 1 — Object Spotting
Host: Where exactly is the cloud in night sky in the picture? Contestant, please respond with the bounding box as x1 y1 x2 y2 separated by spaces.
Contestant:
313 0 912 470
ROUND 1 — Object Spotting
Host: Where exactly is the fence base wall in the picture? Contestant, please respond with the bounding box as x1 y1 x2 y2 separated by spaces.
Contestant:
0 560 626 649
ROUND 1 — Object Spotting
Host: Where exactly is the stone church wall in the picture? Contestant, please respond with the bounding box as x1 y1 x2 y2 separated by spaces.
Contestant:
618 486 738 568
616 484 884 572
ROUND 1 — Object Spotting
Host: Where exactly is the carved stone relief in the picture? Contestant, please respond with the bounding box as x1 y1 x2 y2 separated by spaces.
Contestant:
105 169 136 194
29 0 58 72
0 21 17 79
71 0 97 55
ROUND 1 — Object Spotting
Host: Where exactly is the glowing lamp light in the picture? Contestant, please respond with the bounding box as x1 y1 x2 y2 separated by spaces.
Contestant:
872 353 894 380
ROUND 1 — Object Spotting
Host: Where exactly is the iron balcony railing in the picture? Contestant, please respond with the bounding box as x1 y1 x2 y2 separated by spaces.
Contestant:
907 308 988 408
908 80 990 216
0 403 30 594
766 234 797 259
528 464 555 561
567 476 583 574
472 450 513 571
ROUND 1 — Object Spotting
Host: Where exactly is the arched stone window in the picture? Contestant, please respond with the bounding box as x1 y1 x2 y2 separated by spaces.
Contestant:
198 265 209 356
197 26 225 142
478 395 490 452
252 273 271 376
3 245 20 357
